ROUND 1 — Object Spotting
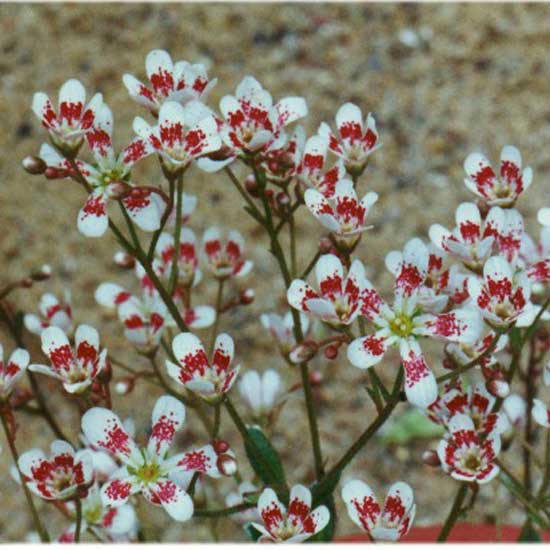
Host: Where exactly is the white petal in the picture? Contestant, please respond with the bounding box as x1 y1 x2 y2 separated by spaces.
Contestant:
341 479 379 532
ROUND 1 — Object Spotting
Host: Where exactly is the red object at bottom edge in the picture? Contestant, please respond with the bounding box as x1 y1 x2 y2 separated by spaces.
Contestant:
337 523 550 542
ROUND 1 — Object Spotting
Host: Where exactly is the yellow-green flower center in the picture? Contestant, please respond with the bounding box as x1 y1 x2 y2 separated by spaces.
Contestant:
464 453 481 471
135 462 161 483
389 314 414 338
101 169 123 186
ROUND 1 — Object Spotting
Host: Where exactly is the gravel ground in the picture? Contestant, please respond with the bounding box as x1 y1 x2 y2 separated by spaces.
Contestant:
1 2 549 542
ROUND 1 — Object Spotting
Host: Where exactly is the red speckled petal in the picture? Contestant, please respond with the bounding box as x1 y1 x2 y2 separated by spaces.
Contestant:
147 395 185 457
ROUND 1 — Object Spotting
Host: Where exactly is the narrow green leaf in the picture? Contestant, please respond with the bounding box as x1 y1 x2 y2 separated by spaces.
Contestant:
243 522 262 541
244 426 287 497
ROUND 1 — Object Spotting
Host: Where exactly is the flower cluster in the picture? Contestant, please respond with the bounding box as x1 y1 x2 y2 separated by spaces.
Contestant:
82 395 231 521
8 46 550 544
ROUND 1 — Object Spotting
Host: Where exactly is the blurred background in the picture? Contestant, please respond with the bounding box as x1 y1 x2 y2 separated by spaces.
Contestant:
1 2 550 541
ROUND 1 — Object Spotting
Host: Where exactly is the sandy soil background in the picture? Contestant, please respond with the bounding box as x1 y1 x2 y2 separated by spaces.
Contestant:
1 2 550 542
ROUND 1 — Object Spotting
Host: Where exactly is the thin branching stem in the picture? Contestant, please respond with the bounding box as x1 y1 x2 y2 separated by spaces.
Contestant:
437 484 468 542
168 173 184 294
194 502 253 518
209 279 225 354
0 302 69 441
74 497 82 543
1 413 50 542
436 329 506 383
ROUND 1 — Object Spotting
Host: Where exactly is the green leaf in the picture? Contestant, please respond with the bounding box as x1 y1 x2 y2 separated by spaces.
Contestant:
243 522 262 542
244 426 287 497
380 408 444 445
518 520 541 542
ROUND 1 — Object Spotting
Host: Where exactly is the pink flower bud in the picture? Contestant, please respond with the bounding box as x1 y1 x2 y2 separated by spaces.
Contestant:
44 167 63 179
289 342 317 364
324 345 339 360
245 176 260 197
422 450 441 467
20 277 33 289
309 370 323 386
240 289 255 305
115 377 135 395
31 264 52 282
212 439 230 454
481 365 504 381
217 454 238 476
487 378 510 398
113 251 136 269
207 145 233 162
22 156 47 175
276 192 290 206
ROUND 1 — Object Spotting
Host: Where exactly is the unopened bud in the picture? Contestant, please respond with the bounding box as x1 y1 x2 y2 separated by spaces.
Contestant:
20 277 33 289
265 189 274 200
217 454 238 476
240 288 255 305
422 450 441 467
487 378 510 398
318 237 333 254
276 192 290 207
324 345 339 360
113 251 136 269
289 342 317 364
44 167 63 179
31 264 52 282
481 365 504 381
106 181 131 200
115 377 135 395
212 439 230 454
309 370 323 386
207 146 232 162
22 156 47 175
245 175 260 197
